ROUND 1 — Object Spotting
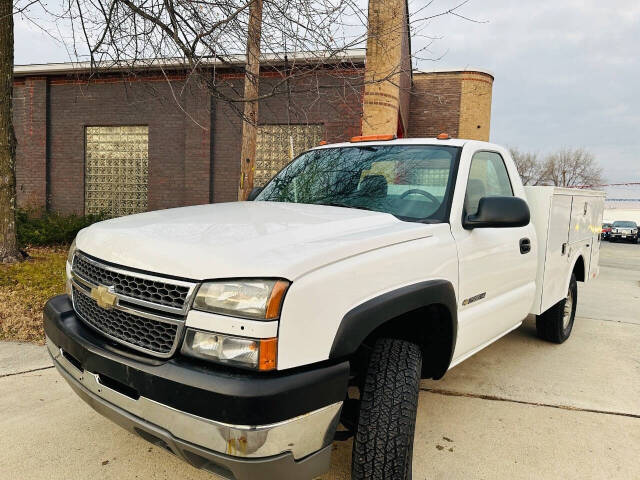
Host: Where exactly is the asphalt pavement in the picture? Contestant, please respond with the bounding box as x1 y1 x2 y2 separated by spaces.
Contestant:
1 241 638 479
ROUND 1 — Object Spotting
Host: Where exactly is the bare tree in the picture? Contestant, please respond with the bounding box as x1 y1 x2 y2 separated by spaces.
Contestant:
238 0 263 201
0 0 22 263
25 0 476 201
10 0 480 121
509 147 604 187
53 0 380 104
509 147 547 186
4 0 482 232
543 148 604 187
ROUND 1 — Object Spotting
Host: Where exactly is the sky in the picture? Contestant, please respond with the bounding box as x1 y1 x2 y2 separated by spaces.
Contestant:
409 0 640 196
13 0 640 194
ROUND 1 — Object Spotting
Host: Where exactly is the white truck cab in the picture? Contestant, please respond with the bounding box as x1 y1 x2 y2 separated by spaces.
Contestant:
44 137 604 480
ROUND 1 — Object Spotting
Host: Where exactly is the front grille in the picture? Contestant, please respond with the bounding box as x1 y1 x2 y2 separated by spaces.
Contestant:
73 254 190 310
73 287 178 354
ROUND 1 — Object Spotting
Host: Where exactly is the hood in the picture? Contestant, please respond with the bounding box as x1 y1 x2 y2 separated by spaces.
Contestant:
76 202 435 280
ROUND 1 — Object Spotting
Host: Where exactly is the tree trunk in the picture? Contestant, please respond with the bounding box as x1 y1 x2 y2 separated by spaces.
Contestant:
0 0 21 263
237 0 263 201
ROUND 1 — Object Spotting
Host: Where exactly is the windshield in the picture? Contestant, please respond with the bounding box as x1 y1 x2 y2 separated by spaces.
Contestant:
613 221 637 228
255 145 460 222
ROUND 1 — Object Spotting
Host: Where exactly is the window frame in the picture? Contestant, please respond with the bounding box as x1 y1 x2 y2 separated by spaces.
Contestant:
462 149 515 218
84 125 150 217
256 144 463 224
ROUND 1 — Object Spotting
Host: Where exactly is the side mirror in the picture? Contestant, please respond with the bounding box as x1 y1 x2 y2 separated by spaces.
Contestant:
247 187 263 201
463 196 530 230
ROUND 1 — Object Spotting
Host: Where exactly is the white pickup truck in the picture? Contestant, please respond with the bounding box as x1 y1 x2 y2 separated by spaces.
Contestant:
44 137 604 480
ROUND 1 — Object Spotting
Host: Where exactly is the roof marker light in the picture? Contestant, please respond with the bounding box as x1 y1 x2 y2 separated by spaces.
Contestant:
350 134 396 143
318 140 328 146
437 133 450 140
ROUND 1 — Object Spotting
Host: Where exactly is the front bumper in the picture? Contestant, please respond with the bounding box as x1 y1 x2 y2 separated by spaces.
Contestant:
44 295 348 480
610 232 638 241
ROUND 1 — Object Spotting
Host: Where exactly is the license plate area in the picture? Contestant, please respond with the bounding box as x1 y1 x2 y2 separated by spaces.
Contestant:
97 373 140 400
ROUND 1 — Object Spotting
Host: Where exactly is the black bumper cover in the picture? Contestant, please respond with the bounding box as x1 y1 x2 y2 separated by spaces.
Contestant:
44 295 349 425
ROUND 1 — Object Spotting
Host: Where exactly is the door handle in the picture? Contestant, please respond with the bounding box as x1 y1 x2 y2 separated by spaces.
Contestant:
520 238 531 254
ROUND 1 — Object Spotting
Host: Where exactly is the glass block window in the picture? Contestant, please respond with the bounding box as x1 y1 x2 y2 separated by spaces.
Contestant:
255 124 324 187
85 126 149 217
409 168 451 186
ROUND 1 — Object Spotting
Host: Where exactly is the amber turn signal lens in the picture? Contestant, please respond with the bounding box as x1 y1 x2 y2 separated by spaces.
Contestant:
265 280 289 320
259 338 278 371
350 134 395 143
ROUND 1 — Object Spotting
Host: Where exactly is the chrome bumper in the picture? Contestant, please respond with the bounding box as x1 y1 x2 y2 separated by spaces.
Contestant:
47 337 341 479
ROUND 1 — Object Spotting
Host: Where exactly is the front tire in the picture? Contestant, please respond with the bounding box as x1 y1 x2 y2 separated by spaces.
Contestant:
536 274 577 343
352 338 422 480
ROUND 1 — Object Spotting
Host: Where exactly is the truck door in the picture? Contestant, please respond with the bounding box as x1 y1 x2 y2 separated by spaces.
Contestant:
449 148 537 362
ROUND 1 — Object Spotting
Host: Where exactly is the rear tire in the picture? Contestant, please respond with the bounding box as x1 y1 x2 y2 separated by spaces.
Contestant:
536 274 577 343
351 338 422 480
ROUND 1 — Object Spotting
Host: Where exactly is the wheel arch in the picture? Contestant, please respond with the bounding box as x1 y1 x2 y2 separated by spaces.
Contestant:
329 280 457 379
572 255 585 282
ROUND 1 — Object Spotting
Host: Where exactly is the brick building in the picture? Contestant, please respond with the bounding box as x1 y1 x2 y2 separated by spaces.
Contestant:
12 52 493 216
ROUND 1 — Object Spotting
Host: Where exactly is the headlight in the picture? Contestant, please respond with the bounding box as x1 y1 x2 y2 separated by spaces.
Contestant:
193 279 289 320
181 329 277 370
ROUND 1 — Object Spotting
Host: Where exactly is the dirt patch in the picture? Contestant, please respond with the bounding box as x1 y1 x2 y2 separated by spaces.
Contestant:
0 247 67 343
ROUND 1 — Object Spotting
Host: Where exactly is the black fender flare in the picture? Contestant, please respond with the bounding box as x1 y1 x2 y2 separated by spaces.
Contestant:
329 279 458 375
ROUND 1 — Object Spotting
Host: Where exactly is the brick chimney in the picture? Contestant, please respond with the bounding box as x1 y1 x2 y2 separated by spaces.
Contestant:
362 0 411 137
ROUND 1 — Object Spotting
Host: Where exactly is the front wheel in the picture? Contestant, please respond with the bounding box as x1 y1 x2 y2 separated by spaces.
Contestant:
536 274 577 343
351 338 422 480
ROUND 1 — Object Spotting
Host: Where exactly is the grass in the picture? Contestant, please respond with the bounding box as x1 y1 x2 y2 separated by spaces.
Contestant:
0 247 67 343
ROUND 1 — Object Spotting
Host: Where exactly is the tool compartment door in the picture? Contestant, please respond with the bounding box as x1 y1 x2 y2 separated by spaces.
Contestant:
540 194 572 313
570 195 603 279
570 196 599 244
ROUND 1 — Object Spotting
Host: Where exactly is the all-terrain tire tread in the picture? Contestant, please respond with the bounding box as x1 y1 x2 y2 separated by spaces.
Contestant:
351 338 422 480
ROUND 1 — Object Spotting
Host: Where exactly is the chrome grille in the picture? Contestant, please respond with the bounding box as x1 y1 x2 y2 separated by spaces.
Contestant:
70 251 197 358
73 287 178 355
73 253 190 310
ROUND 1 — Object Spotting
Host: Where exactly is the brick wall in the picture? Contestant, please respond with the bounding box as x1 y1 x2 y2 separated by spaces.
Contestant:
211 71 364 203
46 78 212 214
12 66 492 213
12 69 363 211
458 72 493 141
211 90 241 203
408 70 493 141
408 72 462 138
13 77 48 208
182 81 212 206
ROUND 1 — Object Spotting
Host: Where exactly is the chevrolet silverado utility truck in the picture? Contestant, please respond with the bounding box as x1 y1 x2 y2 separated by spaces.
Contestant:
44 136 605 480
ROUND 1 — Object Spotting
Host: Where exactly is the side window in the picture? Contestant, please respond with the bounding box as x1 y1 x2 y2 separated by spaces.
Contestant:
464 151 513 216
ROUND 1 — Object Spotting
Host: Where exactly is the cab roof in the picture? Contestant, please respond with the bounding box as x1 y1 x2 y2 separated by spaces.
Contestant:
312 137 495 150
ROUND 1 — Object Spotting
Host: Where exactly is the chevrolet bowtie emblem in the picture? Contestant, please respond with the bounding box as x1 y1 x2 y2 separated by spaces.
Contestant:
91 285 117 310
